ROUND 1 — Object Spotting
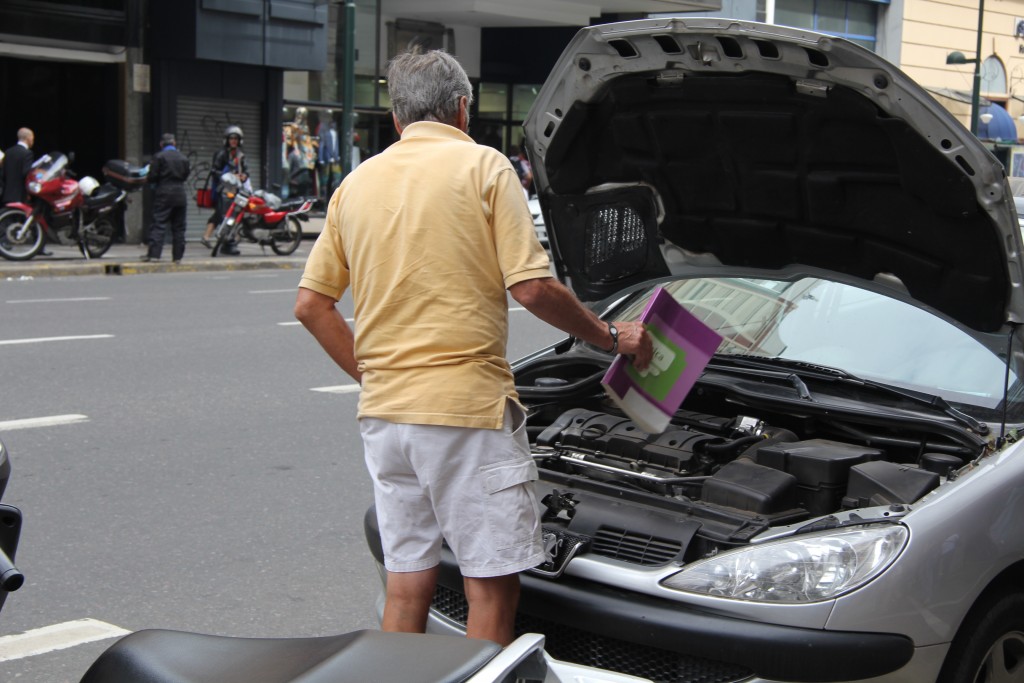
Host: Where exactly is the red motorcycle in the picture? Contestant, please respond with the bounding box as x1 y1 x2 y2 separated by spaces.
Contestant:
0 153 145 261
209 172 309 257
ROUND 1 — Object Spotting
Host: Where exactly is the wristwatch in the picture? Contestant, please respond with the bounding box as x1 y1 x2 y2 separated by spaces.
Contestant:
606 323 619 354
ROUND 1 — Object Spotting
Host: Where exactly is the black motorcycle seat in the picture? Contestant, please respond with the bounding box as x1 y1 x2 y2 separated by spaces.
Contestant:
84 183 121 209
79 628 502 683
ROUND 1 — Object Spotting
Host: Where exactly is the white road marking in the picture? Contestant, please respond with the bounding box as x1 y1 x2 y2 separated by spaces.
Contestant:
311 385 361 394
5 297 111 304
249 288 296 294
0 415 89 432
0 334 113 346
0 619 130 662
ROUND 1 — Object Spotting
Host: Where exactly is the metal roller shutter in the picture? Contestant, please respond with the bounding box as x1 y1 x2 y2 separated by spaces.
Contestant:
175 96 263 238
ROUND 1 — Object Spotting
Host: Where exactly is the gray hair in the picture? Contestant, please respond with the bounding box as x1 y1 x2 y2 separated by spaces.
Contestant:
387 50 473 128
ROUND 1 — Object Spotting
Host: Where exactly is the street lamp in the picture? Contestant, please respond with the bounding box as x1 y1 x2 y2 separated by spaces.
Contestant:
946 0 985 135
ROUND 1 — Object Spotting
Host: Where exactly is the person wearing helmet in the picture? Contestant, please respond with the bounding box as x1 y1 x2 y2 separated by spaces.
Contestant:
200 125 248 253
142 133 191 262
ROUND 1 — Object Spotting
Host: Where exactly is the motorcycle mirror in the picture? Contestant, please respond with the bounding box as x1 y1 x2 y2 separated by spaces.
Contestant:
68 151 76 164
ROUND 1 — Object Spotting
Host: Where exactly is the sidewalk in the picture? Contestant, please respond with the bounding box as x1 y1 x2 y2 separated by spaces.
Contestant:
0 218 323 280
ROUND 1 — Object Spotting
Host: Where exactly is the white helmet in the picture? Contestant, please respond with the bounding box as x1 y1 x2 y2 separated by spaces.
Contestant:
78 176 100 197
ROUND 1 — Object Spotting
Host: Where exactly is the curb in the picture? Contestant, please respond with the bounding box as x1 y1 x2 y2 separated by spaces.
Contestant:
1 258 307 280
0 247 311 280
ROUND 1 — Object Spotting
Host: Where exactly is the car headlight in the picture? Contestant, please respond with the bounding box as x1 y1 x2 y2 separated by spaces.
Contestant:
660 524 908 603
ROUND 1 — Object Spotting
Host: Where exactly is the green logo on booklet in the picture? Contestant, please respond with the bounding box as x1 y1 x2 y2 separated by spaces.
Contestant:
626 326 687 402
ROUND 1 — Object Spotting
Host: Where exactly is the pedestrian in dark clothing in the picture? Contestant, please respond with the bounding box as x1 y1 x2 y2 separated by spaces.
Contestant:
1 128 35 205
143 133 191 263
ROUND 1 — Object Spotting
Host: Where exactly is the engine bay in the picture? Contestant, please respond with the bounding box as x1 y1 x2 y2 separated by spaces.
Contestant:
517 355 985 567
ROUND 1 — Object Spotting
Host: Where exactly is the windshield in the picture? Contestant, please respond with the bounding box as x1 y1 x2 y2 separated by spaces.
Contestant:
614 277 1023 420
32 153 68 183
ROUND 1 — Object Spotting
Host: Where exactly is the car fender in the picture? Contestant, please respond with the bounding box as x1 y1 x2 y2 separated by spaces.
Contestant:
826 440 1024 645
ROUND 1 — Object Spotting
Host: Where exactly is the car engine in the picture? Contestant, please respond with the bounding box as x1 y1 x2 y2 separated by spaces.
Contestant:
517 355 981 568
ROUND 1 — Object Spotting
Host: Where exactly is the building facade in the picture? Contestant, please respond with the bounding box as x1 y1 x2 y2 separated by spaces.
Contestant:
1 0 1019 242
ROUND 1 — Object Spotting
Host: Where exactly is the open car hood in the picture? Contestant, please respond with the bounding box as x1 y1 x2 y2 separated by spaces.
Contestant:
523 18 1024 335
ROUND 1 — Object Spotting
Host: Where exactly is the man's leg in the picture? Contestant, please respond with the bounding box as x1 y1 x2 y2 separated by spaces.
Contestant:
171 215 185 261
147 204 170 259
463 573 520 646
382 566 439 634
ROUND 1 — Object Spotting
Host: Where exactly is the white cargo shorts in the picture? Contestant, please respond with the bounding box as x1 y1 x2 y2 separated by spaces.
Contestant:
360 398 545 578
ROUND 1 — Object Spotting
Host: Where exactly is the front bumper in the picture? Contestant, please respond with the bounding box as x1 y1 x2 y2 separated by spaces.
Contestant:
364 507 913 683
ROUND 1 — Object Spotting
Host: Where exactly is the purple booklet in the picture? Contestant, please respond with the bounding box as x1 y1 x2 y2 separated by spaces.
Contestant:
601 286 723 433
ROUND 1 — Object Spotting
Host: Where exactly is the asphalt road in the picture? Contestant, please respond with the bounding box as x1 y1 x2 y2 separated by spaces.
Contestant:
0 269 565 681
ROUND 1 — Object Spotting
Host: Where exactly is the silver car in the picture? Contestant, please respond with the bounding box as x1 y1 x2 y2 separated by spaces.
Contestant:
365 18 1024 683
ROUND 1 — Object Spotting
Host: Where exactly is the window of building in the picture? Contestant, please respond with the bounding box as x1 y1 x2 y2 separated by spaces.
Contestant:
774 0 878 51
981 56 1007 95
472 81 542 153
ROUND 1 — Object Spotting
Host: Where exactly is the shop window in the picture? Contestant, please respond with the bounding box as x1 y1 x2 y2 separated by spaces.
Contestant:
512 84 540 121
478 83 507 120
473 81 542 152
775 0 877 51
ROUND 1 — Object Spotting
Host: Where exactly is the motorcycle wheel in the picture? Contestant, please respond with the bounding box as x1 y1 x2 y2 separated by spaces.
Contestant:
270 216 303 256
211 219 230 257
79 216 115 258
0 210 44 261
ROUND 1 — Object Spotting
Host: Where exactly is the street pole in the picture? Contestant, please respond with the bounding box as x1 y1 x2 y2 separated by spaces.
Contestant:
341 0 356 179
969 0 985 135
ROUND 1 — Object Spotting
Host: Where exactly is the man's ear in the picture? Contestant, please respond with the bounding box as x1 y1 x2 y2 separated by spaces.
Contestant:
456 96 469 133
392 113 403 135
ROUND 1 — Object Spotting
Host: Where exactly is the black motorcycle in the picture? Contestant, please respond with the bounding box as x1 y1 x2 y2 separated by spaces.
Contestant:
0 440 25 613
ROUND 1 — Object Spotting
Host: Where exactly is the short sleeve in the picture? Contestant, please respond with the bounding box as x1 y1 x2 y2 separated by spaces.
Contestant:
488 165 550 289
298 192 351 300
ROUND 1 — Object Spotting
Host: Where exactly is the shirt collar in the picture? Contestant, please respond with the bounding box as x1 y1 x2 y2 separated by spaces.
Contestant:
17 141 29 149
401 121 473 144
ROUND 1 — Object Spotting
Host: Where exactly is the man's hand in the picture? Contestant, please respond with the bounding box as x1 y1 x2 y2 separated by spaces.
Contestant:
611 320 653 371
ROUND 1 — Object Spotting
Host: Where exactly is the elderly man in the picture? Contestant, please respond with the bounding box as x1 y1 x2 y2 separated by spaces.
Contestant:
1 128 34 205
294 49 652 645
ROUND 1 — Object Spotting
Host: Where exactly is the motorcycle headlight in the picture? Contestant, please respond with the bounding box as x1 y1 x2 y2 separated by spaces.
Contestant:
660 524 908 604
27 182 42 194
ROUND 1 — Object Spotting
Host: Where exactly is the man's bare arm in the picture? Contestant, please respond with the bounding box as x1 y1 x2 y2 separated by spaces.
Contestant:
294 287 362 384
508 276 653 369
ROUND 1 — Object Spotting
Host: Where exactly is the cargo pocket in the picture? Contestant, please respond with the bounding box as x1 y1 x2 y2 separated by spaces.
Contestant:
481 456 540 552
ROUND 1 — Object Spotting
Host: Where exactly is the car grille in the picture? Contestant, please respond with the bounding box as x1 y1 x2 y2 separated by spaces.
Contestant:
431 585 751 683
591 526 683 565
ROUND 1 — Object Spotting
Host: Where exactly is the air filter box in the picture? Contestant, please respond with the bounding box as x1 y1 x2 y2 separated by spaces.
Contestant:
703 459 797 514
755 439 882 515
843 460 940 509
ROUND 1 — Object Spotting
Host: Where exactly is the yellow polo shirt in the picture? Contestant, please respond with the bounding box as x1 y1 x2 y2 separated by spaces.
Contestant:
299 121 551 429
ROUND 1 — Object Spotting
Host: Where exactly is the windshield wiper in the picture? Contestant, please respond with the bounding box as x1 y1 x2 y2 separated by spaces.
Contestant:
707 354 989 436
704 356 816 401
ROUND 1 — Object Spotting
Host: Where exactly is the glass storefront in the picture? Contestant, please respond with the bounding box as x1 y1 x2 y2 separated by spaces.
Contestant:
470 82 541 153
775 0 878 50
282 0 542 202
